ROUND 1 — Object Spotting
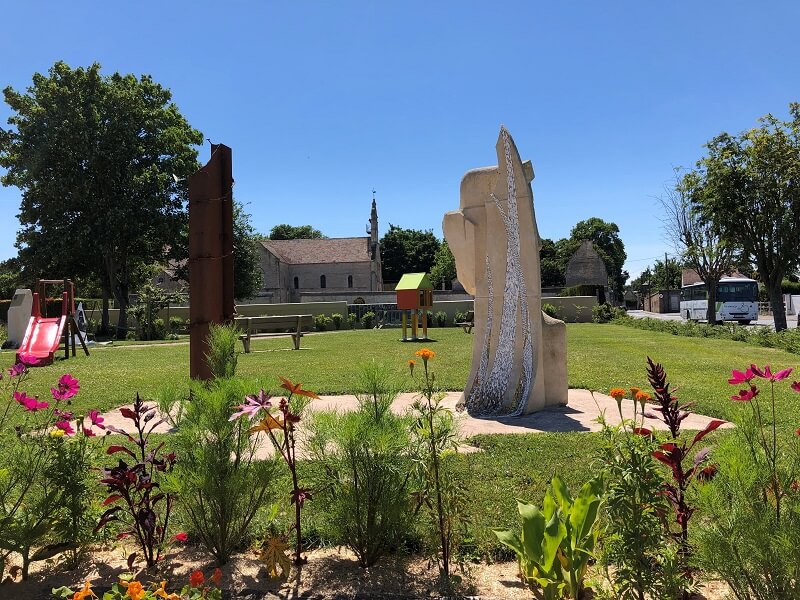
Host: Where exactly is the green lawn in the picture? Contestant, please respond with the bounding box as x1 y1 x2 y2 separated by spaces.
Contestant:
2 324 799 431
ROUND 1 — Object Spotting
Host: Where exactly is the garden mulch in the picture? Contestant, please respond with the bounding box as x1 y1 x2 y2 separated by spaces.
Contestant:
7 544 731 600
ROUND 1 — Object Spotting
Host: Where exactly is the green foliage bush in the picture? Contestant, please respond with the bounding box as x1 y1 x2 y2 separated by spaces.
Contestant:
361 311 376 329
595 408 681 599
314 314 332 332
330 313 343 330
591 303 625 323
205 323 239 379
434 311 447 327
613 314 800 355
560 284 604 298
347 312 358 329
307 362 412 567
693 370 800 599
168 316 187 334
542 303 559 319
163 379 279 564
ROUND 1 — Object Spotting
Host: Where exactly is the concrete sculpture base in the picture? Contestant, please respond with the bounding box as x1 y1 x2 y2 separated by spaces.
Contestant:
443 127 567 416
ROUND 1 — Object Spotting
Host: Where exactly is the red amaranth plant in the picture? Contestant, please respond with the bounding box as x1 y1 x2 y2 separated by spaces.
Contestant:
96 394 176 567
645 357 723 596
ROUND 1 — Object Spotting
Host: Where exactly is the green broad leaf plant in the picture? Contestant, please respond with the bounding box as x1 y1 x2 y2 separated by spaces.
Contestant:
493 475 604 600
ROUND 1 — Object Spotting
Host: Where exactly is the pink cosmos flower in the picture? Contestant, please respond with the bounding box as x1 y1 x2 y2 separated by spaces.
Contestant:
750 364 793 382
791 382 800 393
13 391 49 412
9 363 27 377
728 368 755 385
731 386 759 402
88 409 105 429
173 532 189 542
51 374 80 401
229 389 272 421
55 420 75 435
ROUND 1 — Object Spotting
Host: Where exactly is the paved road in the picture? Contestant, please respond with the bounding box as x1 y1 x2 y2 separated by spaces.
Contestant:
627 310 798 329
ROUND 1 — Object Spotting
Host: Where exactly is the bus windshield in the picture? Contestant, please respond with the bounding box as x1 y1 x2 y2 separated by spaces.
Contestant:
718 281 758 302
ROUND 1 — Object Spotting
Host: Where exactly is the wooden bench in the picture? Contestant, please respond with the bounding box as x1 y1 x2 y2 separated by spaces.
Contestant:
235 315 313 353
456 311 475 333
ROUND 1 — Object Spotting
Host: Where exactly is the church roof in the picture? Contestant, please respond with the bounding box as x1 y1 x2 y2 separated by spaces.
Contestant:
260 237 372 265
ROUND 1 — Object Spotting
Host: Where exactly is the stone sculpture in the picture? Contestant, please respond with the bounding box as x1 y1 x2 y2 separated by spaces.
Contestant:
443 127 567 416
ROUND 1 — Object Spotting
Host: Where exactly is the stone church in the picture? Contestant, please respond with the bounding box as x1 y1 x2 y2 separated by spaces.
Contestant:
256 200 383 303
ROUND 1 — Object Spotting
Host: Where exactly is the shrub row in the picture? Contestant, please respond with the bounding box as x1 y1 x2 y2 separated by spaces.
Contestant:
611 313 800 354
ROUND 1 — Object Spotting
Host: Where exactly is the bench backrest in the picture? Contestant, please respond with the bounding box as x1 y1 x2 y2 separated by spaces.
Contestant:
235 315 313 333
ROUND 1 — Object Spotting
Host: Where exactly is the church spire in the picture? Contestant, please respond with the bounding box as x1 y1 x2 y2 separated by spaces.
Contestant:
370 189 378 245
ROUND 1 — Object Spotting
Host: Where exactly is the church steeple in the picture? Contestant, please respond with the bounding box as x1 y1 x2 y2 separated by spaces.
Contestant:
370 190 378 245
367 191 382 291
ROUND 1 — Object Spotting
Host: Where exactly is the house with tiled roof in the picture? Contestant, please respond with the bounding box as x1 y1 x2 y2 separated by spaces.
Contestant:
257 201 383 302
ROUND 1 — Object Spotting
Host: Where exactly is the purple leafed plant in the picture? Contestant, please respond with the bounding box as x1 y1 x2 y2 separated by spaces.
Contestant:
645 357 723 594
96 394 176 568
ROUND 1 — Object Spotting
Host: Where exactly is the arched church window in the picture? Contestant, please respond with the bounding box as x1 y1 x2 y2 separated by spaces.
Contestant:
348 275 353 288
320 274 326 288
293 276 299 289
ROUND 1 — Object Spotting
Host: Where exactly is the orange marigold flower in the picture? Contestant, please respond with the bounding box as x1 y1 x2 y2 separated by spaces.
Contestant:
189 570 205 588
609 388 626 400
154 581 169 599
629 387 641 396
211 568 222 586
73 581 97 600
120 580 145 600
408 359 416 375
415 348 435 361
635 391 651 402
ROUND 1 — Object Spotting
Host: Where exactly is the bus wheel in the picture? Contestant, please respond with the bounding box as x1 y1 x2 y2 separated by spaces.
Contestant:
738 320 751 325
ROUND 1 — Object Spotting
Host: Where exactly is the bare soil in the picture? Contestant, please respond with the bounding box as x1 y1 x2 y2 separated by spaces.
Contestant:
3 545 729 600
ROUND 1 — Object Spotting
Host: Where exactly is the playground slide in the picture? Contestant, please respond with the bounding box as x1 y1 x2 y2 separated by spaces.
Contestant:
15 290 68 367
15 315 66 366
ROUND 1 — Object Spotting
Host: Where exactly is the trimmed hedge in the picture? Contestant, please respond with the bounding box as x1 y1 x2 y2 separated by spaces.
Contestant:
613 314 800 355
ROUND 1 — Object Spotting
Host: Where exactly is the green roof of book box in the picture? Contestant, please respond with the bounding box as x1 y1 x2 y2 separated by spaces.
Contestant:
395 272 433 291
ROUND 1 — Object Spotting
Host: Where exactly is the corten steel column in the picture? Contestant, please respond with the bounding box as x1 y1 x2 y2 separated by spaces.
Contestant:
188 144 234 380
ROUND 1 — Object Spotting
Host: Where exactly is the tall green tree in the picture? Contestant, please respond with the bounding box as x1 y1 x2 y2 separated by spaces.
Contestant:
430 240 456 290
232 202 264 300
0 62 203 337
661 169 734 324
696 103 800 331
379 225 440 283
169 200 264 301
540 238 566 287
267 224 325 240
567 218 629 299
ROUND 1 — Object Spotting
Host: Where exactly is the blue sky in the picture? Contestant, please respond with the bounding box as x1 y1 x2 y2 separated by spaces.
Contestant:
1 1 798 279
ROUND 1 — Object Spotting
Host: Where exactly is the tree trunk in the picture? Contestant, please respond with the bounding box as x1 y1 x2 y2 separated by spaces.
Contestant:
116 298 129 340
768 281 788 332
706 281 719 325
101 283 110 335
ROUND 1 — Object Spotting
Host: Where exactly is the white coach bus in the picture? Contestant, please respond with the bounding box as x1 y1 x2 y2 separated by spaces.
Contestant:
680 277 759 324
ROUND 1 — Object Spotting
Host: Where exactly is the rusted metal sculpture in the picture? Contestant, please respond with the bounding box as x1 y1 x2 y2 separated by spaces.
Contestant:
188 144 234 380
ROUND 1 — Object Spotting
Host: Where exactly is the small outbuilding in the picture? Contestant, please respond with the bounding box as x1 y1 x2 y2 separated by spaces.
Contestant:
395 272 434 341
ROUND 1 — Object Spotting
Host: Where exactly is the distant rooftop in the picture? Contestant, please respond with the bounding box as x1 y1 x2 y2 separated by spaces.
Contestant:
260 237 371 264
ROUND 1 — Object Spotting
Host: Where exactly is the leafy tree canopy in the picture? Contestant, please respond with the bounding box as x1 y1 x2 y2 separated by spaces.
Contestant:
0 61 203 337
379 225 440 283
430 240 456 290
695 103 800 331
267 224 325 240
